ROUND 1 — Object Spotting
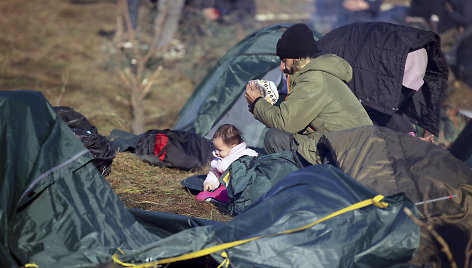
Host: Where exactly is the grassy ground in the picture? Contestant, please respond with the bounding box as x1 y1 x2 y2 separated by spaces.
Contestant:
107 152 233 221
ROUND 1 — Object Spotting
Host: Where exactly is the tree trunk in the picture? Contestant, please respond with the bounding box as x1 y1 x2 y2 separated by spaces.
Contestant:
131 84 145 134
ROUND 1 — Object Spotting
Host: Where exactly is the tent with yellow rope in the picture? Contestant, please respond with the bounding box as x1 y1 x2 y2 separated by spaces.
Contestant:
1 90 419 267
110 165 419 267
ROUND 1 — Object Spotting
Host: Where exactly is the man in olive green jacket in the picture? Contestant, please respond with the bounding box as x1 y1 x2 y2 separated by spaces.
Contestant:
245 23 373 165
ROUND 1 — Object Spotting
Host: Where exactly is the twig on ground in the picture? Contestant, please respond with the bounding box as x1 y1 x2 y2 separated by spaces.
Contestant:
465 233 472 268
422 185 433 223
139 200 161 205
403 207 457 268
55 71 69 106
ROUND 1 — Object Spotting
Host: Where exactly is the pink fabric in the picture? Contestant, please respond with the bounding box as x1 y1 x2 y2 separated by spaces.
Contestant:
196 184 229 203
402 48 428 91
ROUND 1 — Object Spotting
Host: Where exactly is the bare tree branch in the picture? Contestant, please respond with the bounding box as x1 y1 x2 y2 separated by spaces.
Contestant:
119 70 131 88
403 207 458 268
422 186 433 223
124 68 137 90
115 0 180 133
55 71 69 106
465 234 472 268
140 65 163 99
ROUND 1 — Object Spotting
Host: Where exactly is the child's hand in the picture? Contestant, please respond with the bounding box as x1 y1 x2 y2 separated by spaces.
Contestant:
204 181 216 191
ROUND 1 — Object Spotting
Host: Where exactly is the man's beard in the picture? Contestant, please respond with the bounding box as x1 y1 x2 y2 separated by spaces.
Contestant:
282 66 294 75
282 60 302 75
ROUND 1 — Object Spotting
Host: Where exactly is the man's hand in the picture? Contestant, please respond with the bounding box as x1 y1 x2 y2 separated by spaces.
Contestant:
245 80 262 107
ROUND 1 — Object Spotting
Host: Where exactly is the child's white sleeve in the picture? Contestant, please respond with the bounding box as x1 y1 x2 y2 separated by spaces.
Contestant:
203 170 220 189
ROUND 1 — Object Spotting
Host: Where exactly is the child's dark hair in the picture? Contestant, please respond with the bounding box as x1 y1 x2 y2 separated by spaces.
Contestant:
213 124 243 146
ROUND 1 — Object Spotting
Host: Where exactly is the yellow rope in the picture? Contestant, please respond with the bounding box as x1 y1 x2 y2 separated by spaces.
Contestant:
113 195 388 267
217 252 230 268
112 253 136 267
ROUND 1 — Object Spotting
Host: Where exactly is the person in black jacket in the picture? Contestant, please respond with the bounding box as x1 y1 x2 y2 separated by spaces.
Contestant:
317 22 449 139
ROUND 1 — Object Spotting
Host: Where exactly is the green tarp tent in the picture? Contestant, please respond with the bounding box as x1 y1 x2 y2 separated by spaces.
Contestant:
0 90 162 267
1 90 419 267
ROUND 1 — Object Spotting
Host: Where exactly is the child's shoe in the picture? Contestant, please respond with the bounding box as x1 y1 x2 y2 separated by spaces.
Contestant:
196 184 229 203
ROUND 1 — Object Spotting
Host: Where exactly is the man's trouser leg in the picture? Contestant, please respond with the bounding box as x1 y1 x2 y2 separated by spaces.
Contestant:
264 128 295 154
264 128 312 168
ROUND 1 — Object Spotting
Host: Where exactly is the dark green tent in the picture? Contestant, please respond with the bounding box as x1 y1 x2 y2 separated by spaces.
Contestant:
0 90 162 267
1 91 419 267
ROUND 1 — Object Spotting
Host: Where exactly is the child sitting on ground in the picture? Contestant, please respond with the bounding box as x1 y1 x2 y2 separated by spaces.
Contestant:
196 124 258 202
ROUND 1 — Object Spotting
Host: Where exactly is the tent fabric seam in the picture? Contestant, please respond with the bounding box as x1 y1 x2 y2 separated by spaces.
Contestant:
17 148 90 209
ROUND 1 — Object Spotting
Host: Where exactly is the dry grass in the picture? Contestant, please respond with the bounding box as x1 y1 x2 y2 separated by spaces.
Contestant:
106 152 233 222
0 0 129 134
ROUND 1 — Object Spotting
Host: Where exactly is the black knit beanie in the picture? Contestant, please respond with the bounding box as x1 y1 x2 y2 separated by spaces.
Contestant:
276 23 320 59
